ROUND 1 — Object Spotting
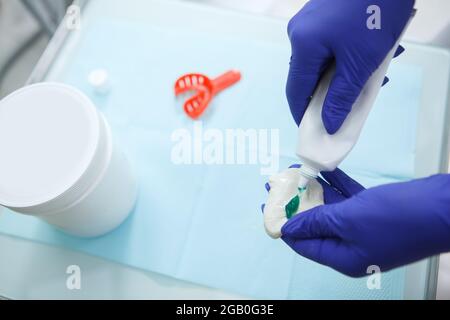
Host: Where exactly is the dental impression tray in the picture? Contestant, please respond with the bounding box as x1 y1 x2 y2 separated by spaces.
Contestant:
264 168 324 239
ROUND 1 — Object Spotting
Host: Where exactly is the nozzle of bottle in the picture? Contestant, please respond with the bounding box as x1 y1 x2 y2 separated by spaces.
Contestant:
298 165 319 189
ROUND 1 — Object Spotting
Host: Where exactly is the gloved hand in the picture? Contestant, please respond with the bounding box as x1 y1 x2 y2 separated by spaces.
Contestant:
275 170 450 277
286 0 415 133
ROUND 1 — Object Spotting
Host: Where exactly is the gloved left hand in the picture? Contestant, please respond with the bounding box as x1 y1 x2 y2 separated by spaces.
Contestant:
286 0 415 133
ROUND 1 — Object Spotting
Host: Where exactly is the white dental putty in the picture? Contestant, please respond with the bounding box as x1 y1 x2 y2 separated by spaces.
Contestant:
88 68 111 95
264 168 324 239
0 83 137 237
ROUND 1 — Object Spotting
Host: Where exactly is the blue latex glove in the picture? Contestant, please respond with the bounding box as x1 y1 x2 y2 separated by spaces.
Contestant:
275 169 450 277
286 0 415 133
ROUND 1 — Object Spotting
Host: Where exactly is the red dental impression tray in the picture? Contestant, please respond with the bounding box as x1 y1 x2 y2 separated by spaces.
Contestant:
174 70 241 119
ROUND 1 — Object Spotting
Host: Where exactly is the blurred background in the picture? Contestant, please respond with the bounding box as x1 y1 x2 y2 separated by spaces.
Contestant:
1 0 450 99
0 0 71 97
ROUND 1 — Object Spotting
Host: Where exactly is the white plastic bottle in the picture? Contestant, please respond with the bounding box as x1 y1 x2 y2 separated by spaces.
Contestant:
263 14 415 239
296 17 414 188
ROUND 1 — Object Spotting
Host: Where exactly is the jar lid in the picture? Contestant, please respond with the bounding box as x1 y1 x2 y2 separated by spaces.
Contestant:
0 83 101 208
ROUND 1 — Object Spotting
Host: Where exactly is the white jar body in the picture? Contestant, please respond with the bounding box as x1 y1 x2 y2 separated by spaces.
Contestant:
41 142 137 237
0 83 137 238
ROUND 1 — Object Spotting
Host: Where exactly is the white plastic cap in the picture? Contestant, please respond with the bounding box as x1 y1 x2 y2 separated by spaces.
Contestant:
88 69 111 95
0 83 109 214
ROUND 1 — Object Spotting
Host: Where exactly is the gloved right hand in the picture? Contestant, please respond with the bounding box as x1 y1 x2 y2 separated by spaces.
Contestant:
286 0 415 133
282 171 450 277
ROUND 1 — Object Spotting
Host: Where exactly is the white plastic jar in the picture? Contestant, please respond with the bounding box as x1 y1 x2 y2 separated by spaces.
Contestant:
0 83 137 237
